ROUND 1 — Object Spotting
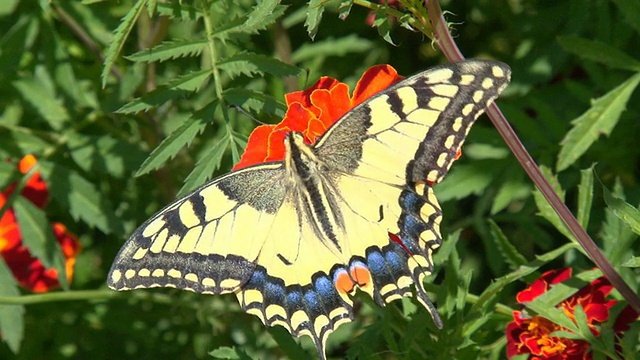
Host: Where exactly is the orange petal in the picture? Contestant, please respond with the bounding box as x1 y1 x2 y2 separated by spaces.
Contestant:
233 125 276 171
310 82 351 132
285 76 342 109
351 64 403 107
18 154 48 208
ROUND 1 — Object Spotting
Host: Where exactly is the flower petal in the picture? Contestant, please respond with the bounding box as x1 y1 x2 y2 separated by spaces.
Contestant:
352 64 403 107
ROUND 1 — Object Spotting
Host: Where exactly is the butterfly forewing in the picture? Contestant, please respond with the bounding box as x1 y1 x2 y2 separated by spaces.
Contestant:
108 59 511 360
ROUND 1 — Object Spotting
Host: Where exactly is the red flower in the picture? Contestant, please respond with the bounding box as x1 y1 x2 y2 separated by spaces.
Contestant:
506 268 637 359
0 155 80 293
233 65 403 170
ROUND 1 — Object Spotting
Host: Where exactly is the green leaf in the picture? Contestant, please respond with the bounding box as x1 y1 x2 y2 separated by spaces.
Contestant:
13 197 68 289
116 69 211 114
0 259 25 354
0 15 37 76
223 88 286 118
125 39 208 63
622 257 640 268
487 219 528 269
338 0 353 20
213 1 286 39
292 34 374 63
40 162 124 236
218 52 301 78
209 346 250 360
372 9 395 45
267 326 310 360
101 0 147 88
532 166 577 243
558 36 640 71
304 0 324 40
177 133 229 196
136 101 217 176
434 162 494 202
491 175 530 215
557 73 640 171
611 0 640 35
602 179 637 265
576 166 594 228
13 75 70 130
602 182 640 235
67 134 146 177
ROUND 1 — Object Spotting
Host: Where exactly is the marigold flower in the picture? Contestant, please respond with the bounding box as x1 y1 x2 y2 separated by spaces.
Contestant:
0 155 80 293
506 268 637 359
233 64 403 170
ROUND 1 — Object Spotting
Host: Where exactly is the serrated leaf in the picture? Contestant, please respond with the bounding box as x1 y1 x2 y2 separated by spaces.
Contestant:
292 34 374 63
488 219 527 269
491 175 530 215
0 15 36 76
218 52 301 78
223 88 286 118
101 0 147 88
576 166 594 228
67 134 146 177
177 133 229 196
13 197 68 289
0 259 24 354
209 346 242 359
13 75 69 130
116 69 211 114
602 179 637 265
433 162 493 202
557 73 640 171
136 101 217 176
125 39 208 63
372 9 396 45
305 0 325 40
558 36 640 71
621 257 640 267
338 0 353 20
602 183 640 235
39 162 123 236
213 1 286 39
267 326 310 360
532 166 577 243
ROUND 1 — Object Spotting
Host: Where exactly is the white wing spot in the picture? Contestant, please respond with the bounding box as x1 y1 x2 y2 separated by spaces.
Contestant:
185 273 198 283
459 74 475 85
481 78 494 89
133 247 148 260
426 68 453 83
149 228 168 253
138 268 151 277
125 269 136 279
492 65 505 78
111 270 122 283
142 218 165 238
444 134 456 150
473 90 484 103
167 269 182 279
452 117 464 132
436 153 449 168
179 200 200 228
152 269 165 277
202 277 216 287
461 103 475 116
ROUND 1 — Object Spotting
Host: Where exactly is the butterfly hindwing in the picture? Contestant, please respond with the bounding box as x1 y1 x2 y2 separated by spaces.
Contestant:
108 60 511 360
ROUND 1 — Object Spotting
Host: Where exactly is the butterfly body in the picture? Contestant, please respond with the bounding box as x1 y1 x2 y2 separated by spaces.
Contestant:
108 60 511 359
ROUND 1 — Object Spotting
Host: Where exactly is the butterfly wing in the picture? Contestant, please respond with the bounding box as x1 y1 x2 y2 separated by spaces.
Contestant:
108 163 289 293
108 59 511 360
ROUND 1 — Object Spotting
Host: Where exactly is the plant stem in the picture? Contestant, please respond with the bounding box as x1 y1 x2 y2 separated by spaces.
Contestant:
424 0 640 313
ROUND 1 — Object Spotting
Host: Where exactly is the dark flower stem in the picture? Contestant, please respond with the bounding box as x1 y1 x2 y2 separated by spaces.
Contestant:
424 0 640 314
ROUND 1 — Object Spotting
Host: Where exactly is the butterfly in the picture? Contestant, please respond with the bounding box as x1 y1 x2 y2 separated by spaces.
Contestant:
108 59 511 359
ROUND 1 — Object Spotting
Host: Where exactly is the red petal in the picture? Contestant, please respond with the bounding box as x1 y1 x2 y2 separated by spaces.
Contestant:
352 64 403 107
517 268 572 303
18 154 48 208
285 76 341 109
309 83 351 133
232 125 275 171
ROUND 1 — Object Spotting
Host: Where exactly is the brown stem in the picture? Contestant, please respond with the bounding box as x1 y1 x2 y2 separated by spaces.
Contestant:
425 0 640 313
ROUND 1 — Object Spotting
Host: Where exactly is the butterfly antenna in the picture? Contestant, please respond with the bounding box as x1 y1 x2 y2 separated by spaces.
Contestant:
228 104 269 126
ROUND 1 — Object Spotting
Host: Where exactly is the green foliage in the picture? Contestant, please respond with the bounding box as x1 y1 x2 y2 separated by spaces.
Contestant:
1 0 640 359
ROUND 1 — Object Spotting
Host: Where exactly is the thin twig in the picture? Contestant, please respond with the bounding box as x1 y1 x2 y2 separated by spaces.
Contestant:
425 0 640 313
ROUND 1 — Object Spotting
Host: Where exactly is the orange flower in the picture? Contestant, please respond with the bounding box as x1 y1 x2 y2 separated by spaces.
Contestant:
0 155 80 293
233 65 403 170
506 268 636 359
